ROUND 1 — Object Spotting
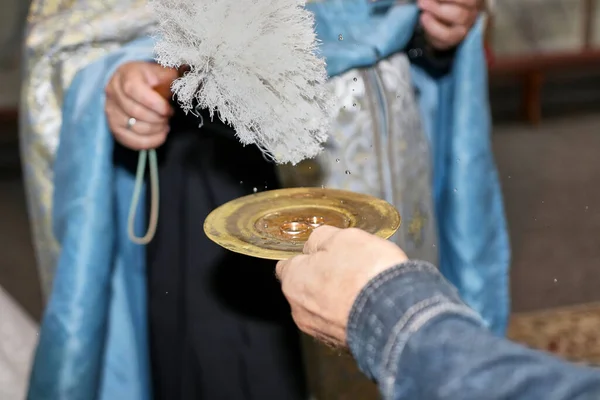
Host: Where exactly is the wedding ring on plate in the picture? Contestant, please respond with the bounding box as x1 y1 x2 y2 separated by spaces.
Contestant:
203 187 401 260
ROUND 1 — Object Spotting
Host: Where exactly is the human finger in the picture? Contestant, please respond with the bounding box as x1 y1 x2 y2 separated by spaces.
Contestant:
290 307 317 336
276 254 310 283
438 0 485 11
106 101 170 137
122 68 174 117
110 122 168 150
437 0 482 9
106 86 166 127
418 0 474 26
420 12 468 50
275 259 290 282
114 86 172 124
111 81 173 125
303 225 341 254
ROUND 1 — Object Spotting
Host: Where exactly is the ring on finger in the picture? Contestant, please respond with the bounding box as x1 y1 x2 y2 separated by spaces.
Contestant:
126 117 137 130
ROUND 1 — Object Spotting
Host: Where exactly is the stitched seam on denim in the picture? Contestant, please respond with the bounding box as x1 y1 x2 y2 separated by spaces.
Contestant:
379 295 450 372
380 303 483 399
348 261 439 333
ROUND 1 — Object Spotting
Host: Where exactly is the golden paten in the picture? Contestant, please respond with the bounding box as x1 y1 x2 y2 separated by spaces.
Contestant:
204 187 401 260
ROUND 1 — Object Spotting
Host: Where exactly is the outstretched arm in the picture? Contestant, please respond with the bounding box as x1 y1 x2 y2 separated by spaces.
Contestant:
348 262 600 400
276 226 600 400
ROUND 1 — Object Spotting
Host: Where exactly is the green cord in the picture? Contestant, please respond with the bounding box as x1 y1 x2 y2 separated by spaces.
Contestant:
127 149 160 245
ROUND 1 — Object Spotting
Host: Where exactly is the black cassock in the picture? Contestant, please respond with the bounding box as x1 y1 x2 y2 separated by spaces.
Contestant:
117 105 307 400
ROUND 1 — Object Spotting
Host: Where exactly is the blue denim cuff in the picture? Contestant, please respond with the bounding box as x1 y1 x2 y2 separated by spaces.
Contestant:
346 261 483 395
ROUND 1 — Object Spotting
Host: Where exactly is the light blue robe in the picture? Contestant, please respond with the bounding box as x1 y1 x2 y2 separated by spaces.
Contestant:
28 3 510 399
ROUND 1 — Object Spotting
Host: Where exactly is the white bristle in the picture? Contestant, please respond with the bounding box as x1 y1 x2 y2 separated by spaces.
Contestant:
149 0 336 165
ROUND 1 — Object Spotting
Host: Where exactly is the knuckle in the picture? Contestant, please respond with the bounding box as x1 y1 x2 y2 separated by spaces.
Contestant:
335 227 366 245
343 227 363 238
302 240 311 254
127 103 142 119
296 322 309 334
122 80 135 97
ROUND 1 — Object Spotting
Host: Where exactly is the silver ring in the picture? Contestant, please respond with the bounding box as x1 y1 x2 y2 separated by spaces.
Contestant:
126 117 137 130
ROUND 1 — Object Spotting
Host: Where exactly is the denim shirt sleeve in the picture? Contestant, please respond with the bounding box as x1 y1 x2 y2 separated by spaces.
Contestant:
347 261 600 400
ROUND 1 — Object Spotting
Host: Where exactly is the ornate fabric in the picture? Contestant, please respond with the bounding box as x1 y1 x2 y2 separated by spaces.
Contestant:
279 53 437 263
20 0 155 297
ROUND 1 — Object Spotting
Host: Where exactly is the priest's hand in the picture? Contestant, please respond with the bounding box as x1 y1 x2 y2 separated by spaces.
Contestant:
275 226 408 347
105 61 177 150
418 0 484 50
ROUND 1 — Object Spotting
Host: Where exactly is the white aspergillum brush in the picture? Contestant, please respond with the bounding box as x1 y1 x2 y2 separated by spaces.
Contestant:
128 0 334 244
149 0 335 165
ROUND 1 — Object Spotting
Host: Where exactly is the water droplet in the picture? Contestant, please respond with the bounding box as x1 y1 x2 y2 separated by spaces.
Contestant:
352 103 357 107
456 158 460 163
345 170 351 175
165 291 169 294
239 180 243 184
353 77 358 82
264 185 268 189
253 187 258 193
453 188 457 192
508 175 511 179
338 34 343 41
335 158 340 163
585 206 589 210
554 278 558 283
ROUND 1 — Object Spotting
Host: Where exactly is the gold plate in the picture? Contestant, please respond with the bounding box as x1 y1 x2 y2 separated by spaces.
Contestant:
203 187 401 260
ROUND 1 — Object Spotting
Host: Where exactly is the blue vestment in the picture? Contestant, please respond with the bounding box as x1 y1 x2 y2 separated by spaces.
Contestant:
28 3 509 399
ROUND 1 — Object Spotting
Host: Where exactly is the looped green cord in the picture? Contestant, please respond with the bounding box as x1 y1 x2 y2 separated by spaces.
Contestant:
127 149 159 245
